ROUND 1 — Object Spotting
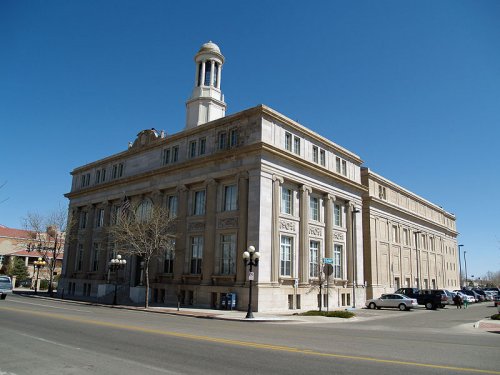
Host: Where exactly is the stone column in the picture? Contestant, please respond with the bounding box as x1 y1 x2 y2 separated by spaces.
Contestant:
324 194 335 259
346 202 353 285
217 65 222 89
210 60 215 86
200 60 206 86
236 173 249 286
299 185 311 285
82 204 96 273
173 185 188 281
202 179 217 285
271 175 283 285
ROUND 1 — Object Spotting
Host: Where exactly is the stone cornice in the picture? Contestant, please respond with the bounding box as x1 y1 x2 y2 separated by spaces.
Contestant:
361 167 455 220
71 104 362 175
66 141 367 200
363 195 458 237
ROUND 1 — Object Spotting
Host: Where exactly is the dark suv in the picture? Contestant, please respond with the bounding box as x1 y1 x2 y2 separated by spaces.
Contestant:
395 288 442 310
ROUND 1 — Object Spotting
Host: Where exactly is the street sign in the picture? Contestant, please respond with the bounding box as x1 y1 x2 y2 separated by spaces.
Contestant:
323 258 333 264
248 271 254 281
323 264 333 276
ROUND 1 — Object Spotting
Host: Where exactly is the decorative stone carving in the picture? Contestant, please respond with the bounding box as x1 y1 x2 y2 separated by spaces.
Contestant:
218 217 238 229
309 226 323 237
188 222 205 231
279 219 296 232
333 231 345 241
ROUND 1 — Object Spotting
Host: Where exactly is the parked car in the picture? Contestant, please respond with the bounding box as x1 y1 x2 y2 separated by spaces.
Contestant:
473 289 488 302
395 288 442 310
0 276 13 300
483 291 496 301
453 290 475 304
366 293 418 311
421 289 453 308
461 289 480 302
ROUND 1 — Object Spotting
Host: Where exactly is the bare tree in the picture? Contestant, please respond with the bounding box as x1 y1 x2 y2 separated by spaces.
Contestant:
307 264 334 312
23 206 68 297
107 201 176 308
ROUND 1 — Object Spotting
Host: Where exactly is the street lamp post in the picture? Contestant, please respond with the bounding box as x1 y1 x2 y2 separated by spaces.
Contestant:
458 244 464 288
109 254 127 305
243 245 260 319
414 231 421 288
463 250 468 289
33 257 46 295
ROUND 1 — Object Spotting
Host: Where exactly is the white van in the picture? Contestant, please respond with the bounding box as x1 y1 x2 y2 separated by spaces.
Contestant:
0 275 13 299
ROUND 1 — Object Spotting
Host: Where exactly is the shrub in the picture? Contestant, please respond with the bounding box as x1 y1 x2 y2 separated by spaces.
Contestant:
302 310 355 318
491 313 500 320
39 279 49 290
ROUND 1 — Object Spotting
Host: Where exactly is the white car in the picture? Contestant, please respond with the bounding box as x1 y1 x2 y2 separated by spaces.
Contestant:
453 290 474 304
0 276 13 300
366 293 418 311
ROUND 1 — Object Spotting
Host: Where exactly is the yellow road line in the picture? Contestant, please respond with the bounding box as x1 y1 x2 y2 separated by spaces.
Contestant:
1 306 498 374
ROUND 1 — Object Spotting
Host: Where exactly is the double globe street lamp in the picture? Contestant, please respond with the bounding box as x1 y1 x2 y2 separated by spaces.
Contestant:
33 257 46 295
109 254 127 305
242 245 260 319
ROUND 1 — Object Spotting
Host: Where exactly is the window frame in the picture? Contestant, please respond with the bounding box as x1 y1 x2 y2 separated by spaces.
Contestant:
280 236 293 277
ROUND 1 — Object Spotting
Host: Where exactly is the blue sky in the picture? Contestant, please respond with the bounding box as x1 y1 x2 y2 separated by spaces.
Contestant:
1 1 499 279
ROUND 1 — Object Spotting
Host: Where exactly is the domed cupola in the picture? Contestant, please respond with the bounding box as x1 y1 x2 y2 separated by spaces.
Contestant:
185 41 227 129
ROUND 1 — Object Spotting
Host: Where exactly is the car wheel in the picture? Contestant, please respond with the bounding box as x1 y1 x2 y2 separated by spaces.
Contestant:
368 302 376 310
398 304 407 311
425 302 434 310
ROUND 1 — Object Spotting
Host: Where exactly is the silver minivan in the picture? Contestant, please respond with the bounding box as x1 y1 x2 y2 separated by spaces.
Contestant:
0 275 13 300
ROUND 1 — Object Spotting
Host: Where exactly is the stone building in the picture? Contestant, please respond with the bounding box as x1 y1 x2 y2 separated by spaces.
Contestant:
60 41 458 312
361 168 459 299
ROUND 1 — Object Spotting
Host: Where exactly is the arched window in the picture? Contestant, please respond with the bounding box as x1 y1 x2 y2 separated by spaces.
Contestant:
136 199 152 222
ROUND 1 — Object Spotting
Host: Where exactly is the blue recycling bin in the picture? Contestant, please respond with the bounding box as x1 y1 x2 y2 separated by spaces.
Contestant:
226 293 237 310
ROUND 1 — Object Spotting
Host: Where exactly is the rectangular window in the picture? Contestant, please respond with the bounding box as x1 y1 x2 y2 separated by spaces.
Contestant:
281 187 293 215
378 185 387 200
280 236 293 276
312 146 319 163
335 157 341 173
310 196 319 221
220 234 236 275
309 241 319 278
163 148 171 165
95 170 101 184
194 190 206 215
341 160 347 176
223 185 237 211
190 236 203 274
333 244 343 278
285 132 292 151
91 243 100 272
172 146 179 162
79 211 88 229
403 228 409 246
293 136 301 155
334 204 342 227
96 208 105 228
320 150 326 166
110 205 120 225
189 140 197 158
112 163 124 179
167 196 178 218
198 138 206 155
218 132 227 150
163 249 174 274
229 129 238 147
81 173 90 187
392 225 399 243
76 244 84 271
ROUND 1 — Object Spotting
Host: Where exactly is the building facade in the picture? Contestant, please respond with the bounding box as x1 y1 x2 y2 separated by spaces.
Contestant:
361 168 459 299
60 42 458 312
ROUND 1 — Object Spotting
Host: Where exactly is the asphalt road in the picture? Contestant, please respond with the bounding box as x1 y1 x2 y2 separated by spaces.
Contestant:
0 294 498 375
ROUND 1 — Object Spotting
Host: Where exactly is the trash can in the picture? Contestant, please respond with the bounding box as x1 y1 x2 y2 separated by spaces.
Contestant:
220 293 227 310
226 293 237 310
